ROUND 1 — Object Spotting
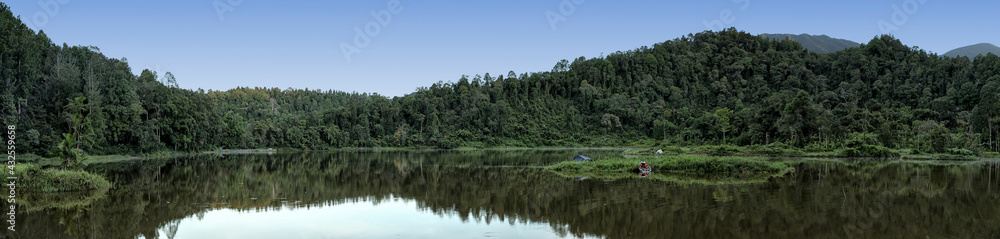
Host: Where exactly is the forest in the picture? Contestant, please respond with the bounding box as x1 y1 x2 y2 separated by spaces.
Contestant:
2 3 999 156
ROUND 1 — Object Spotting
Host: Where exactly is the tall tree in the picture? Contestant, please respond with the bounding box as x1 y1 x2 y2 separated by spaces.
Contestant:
714 107 733 144
778 90 816 146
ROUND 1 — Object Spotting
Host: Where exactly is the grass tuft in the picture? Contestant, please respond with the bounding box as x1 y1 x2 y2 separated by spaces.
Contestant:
16 163 112 192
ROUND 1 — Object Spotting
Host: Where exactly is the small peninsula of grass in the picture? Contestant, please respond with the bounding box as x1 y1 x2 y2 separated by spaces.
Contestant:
546 156 791 174
17 163 112 192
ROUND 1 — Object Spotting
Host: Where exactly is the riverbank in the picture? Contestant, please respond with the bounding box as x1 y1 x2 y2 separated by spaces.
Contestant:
625 143 997 161
17 145 1000 167
546 155 791 174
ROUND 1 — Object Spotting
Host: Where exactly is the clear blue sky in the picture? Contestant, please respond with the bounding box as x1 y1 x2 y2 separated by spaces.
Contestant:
5 0 996 97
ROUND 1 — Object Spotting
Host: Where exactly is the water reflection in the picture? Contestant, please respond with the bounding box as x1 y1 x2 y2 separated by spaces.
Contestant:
8 151 1000 239
167 196 593 239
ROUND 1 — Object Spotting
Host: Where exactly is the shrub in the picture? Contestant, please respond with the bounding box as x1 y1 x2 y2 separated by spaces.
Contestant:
803 143 827 153
432 137 457 149
662 146 686 154
16 163 111 192
767 141 797 149
839 144 899 158
928 154 978 161
945 148 974 156
708 145 741 156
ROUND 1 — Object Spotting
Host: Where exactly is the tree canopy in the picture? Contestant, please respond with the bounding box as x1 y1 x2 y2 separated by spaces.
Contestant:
2 3 999 154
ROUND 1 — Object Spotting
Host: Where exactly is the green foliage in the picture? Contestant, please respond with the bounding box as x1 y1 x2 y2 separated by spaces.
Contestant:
16 163 111 192
52 133 83 168
2 3 1000 154
840 144 900 158
546 156 790 174
51 97 93 168
626 145 686 155
946 148 975 156
760 33 861 54
744 144 803 156
803 143 827 153
707 145 742 156
778 90 816 147
714 107 734 143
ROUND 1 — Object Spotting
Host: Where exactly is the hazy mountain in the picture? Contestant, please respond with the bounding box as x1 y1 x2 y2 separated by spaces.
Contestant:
760 33 861 54
944 43 1000 58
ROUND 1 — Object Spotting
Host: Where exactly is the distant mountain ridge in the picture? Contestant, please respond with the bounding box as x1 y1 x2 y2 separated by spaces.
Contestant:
944 43 1000 58
760 33 861 54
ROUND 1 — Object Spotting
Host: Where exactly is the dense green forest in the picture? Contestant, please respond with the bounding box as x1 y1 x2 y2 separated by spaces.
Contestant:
760 33 861 54
2 3 999 156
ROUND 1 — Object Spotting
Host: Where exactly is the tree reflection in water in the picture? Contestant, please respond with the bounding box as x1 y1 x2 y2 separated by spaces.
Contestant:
11 151 1000 239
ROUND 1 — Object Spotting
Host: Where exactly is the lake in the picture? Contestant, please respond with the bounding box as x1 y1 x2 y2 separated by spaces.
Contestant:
9 150 1000 238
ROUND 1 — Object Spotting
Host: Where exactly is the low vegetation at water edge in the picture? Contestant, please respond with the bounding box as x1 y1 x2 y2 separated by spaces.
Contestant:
546 156 790 174
16 163 112 192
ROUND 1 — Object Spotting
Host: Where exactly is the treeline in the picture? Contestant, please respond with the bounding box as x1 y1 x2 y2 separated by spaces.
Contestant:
2 3 999 155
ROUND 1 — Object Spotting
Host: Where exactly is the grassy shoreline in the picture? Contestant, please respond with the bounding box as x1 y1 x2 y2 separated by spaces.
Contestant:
17 145 999 166
546 156 792 174
625 144 996 161
16 163 112 192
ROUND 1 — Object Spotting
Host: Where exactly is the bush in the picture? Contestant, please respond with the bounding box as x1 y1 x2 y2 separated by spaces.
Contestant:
431 137 457 149
708 145 741 156
945 148 974 156
662 146 686 154
803 143 827 153
839 144 899 158
744 144 803 156
16 163 111 192
766 141 790 149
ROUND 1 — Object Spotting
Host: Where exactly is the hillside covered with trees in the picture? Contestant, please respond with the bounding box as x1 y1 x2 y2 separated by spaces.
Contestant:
2 3 999 156
944 43 1000 58
760 33 861 54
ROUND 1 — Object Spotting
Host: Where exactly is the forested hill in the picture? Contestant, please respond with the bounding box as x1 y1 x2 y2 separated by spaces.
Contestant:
944 43 1000 58
2 3 999 156
760 33 861 53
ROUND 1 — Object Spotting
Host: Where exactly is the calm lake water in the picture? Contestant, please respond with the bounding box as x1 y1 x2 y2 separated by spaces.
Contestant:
8 150 1000 239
